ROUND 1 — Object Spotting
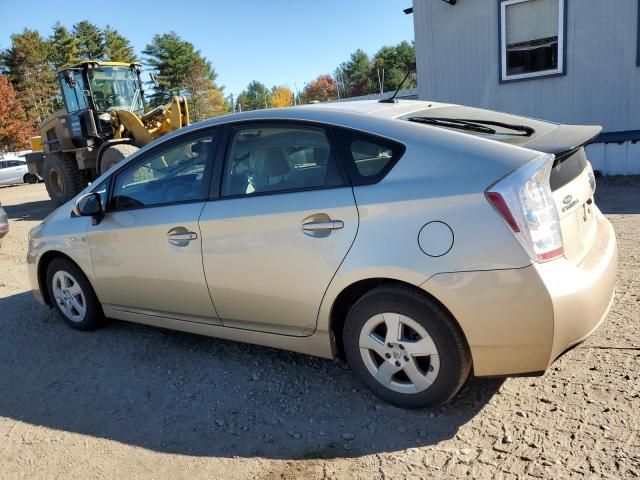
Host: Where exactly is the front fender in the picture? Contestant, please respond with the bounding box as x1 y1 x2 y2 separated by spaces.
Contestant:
27 212 98 303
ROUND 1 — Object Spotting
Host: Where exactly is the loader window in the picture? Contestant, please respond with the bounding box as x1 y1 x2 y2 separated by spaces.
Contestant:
112 134 215 210
60 71 88 113
88 66 143 113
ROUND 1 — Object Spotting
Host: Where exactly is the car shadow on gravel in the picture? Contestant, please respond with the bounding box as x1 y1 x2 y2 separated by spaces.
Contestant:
0 291 503 460
2 199 56 221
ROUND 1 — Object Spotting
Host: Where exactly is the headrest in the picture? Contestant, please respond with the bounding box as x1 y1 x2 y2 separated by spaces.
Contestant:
262 148 290 177
314 148 330 166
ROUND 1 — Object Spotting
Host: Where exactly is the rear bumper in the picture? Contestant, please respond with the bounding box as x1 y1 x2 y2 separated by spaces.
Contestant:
538 210 618 363
421 210 617 376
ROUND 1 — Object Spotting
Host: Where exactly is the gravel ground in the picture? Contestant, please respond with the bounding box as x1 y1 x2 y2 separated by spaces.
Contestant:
0 179 638 479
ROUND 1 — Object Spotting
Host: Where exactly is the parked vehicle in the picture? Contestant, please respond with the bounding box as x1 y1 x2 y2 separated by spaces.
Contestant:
0 202 7 247
25 61 189 206
27 100 618 408
0 158 39 186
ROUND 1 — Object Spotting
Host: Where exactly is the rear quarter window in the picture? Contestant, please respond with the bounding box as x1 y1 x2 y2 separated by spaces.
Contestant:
332 128 405 185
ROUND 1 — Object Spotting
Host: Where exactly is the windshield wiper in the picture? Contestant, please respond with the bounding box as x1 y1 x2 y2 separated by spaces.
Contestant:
408 117 535 137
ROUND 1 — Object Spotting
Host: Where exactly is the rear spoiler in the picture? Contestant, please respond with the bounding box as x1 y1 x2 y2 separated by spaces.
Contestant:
523 124 602 162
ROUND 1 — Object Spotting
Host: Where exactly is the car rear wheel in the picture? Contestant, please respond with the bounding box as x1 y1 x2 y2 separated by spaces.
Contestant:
23 173 39 184
46 258 104 331
343 285 471 408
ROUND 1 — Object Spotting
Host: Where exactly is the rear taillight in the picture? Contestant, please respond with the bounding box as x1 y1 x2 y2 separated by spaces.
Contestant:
0 225 8 233
486 153 564 263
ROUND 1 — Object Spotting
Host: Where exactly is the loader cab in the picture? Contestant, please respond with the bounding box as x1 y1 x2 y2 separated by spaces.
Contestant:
58 62 144 145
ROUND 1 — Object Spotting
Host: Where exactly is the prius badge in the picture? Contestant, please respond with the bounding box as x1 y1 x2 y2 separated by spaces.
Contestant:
561 194 579 212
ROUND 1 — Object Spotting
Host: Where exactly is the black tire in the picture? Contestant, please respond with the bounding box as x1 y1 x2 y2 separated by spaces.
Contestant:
46 257 104 331
343 285 471 409
99 144 139 174
43 153 85 206
23 173 39 184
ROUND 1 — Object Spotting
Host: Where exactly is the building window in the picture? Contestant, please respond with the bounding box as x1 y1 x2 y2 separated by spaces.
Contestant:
500 0 566 82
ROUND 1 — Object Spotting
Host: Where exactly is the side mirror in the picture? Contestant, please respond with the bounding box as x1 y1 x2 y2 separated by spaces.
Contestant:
73 193 103 225
149 72 160 88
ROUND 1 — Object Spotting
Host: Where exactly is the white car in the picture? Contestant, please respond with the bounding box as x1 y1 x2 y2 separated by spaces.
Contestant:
0 158 39 186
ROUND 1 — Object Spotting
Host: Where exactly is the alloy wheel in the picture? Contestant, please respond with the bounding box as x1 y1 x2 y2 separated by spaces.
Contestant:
359 312 440 394
52 270 87 323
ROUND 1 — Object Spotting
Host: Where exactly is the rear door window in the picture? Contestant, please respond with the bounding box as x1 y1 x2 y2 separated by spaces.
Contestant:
221 125 344 197
332 128 405 185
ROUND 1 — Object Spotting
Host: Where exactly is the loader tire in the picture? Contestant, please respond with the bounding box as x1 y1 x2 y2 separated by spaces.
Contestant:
43 153 86 206
100 144 139 174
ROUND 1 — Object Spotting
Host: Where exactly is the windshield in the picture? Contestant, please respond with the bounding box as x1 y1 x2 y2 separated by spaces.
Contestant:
87 66 143 113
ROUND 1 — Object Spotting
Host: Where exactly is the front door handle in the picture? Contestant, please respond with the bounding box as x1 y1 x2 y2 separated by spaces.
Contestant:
167 229 198 246
301 220 344 232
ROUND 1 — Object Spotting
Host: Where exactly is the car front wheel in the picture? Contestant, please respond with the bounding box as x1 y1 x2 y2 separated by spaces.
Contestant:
46 258 104 331
343 285 471 408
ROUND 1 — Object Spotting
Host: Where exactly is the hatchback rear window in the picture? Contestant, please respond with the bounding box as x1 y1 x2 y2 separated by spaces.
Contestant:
332 128 405 185
550 147 588 191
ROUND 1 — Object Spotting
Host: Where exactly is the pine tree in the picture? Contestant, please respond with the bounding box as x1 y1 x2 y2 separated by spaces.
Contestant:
237 81 270 111
335 49 375 97
144 32 210 107
372 41 416 92
73 20 105 60
183 56 225 121
1 29 58 123
103 26 136 63
48 22 80 69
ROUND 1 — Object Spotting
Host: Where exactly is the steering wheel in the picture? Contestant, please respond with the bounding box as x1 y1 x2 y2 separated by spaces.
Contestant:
106 93 123 107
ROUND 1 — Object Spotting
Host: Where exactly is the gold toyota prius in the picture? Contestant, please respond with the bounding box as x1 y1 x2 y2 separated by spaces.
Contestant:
27 100 617 408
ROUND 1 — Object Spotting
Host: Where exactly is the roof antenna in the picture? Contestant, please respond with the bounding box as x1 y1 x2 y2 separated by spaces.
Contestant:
379 69 412 103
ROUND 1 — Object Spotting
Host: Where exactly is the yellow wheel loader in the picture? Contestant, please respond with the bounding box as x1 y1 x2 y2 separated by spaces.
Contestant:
26 61 189 205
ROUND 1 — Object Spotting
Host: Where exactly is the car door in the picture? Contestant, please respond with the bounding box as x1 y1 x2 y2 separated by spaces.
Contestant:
86 130 221 323
199 123 358 336
0 162 7 185
3 160 23 183
14 160 28 182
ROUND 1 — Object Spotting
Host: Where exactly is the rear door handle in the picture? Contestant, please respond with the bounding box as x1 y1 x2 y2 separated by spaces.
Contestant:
301 220 344 232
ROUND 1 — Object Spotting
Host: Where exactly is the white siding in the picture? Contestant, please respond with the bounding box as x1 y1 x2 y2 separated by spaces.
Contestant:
586 141 640 175
412 0 640 133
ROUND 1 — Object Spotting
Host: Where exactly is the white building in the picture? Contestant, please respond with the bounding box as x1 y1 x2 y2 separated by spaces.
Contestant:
409 0 640 175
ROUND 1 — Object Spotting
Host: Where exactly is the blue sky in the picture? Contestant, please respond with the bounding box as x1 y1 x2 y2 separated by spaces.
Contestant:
0 0 415 96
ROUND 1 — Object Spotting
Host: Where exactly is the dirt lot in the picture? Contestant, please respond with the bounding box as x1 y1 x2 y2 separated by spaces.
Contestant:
0 179 638 479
